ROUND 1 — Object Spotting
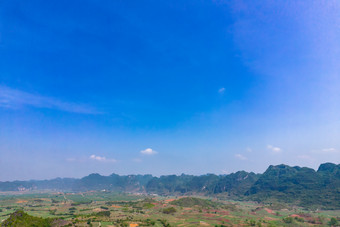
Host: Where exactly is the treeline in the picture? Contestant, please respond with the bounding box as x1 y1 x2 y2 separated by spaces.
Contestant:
0 163 339 209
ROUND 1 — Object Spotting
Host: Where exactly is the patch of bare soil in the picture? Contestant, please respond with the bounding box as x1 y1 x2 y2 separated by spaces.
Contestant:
264 208 275 214
15 200 28 203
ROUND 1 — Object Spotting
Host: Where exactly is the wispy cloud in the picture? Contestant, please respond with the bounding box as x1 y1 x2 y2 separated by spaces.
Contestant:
313 148 339 154
89 155 116 163
246 147 252 152
267 145 282 153
0 85 100 114
235 153 247 160
321 148 338 153
140 148 157 155
218 87 225 94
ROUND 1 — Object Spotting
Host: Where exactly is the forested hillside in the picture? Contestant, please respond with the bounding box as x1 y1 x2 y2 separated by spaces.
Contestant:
246 163 340 209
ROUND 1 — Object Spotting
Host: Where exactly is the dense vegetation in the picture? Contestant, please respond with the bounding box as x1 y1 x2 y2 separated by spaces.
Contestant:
246 163 340 209
1 210 67 227
145 171 260 196
0 163 339 209
169 197 220 208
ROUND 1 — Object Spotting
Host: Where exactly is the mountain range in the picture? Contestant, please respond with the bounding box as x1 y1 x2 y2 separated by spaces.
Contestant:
1 163 339 209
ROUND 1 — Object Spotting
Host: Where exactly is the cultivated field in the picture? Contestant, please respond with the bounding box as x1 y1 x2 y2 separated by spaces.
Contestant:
0 191 339 226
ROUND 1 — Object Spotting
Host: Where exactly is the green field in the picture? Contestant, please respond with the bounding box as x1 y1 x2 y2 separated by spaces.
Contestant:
0 191 339 226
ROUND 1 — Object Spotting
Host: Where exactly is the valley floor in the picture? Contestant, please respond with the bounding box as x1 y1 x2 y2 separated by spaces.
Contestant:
0 191 339 226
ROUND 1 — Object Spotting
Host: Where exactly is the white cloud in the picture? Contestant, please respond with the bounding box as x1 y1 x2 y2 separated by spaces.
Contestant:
235 154 247 160
246 147 252 152
0 85 100 114
311 148 339 154
218 87 225 94
267 145 282 153
132 158 142 163
140 148 157 155
89 155 116 163
321 148 339 153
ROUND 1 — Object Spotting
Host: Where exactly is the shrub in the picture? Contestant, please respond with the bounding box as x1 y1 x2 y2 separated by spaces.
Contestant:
249 219 256 226
282 217 294 224
294 216 304 222
162 207 177 214
96 210 111 217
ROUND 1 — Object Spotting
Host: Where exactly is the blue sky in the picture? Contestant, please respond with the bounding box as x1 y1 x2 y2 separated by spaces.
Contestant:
0 0 339 180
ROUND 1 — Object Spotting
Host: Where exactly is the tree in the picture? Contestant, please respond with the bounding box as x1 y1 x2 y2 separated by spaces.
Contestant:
162 207 177 214
328 217 339 226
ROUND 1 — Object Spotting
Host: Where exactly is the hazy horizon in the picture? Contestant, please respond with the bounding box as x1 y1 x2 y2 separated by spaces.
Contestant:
1 0 340 181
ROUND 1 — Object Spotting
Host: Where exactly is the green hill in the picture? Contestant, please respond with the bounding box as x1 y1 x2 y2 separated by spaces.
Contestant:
246 163 340 209
170 197 220 208
1 210 69 227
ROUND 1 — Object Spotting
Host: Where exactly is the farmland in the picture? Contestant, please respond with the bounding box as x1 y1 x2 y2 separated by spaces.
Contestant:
0 191 339 226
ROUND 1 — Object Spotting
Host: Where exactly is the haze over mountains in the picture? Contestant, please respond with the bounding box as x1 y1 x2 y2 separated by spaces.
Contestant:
1 163 339 209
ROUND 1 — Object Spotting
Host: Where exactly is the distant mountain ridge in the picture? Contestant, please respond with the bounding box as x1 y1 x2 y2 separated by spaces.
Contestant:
0 163 339 209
